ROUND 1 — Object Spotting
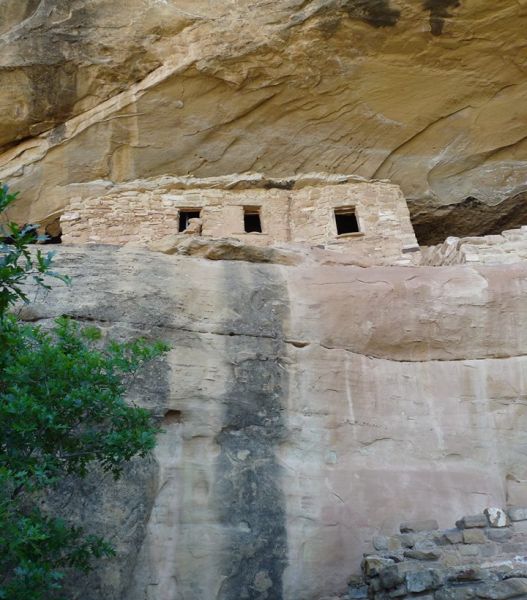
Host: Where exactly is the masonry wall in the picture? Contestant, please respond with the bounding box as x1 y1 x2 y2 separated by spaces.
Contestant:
60 180 419 266
356 508 527 600
422 227 527 266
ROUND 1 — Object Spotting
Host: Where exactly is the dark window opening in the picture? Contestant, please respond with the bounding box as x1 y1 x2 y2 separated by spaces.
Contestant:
179 210 201 232
244 208 262 233
335 209 360 235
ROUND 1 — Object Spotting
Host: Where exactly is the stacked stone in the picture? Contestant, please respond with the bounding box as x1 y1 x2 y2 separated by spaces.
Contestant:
422 227 527 266
349 508 527 600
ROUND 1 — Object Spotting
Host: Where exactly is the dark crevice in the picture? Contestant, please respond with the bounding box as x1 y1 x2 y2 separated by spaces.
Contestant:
343 0 401 27
163 409 183 424
423 0 461 35
410 191 527 246
263 180 295 191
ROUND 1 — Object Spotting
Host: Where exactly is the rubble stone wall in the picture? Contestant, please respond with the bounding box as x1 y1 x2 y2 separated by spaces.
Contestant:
60 178 420 266
422 228 527 266
356 507 527 600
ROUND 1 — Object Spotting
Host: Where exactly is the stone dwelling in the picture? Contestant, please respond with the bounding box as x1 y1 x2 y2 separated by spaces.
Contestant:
59 175 421 266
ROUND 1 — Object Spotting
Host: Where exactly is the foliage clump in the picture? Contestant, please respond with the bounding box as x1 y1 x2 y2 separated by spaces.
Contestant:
0 184 168 599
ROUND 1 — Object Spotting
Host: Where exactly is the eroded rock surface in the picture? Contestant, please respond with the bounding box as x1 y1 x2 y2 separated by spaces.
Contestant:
1 1 526 239
22 245 527 600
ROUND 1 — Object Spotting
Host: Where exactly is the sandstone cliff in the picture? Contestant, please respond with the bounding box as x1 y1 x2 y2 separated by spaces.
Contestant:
1 1 526 241
23 246 527 600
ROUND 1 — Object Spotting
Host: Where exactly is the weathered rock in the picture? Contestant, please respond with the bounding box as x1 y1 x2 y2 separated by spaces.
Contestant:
405 569 441 593
403 549 440 561
475 578 527 600
435 587 479 600
442 529 464 545
457 515 489 529
508 507 527 522
463 530 487 545
485 529 513 543
379 566 404 590
363 557 396 578
362 511 527 600
348 584 369 599
400 520 439 534
19 246 527 600
396 534 416 549
448 568 485 583
458 545 481 557
388 584 407 598
149 235 302 265
1 3 527 241
373 536 391 552
485 508 509 529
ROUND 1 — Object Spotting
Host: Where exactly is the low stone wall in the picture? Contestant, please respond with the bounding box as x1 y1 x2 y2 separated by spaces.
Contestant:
422 228 527 266
59 174 420 266
352 507 527 600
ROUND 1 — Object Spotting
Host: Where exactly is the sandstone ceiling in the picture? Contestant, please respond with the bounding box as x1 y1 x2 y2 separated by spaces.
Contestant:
0 0 526 242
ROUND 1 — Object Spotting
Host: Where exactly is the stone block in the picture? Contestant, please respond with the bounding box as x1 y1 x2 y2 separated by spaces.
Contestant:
456 514 489 529
403 549 440 561
475 577 527 599
485 508 509 528
386 537 403 551
405 569 441 593
447 567 485 582
396 533 416 548
362 556 395 577
508 507 527 522
348 584 368 599
479 544 497 558
463 529 487 544
458 544 480 557
388 584 407 598
485 528 512 542
399 519 439 533
435 587 479 600
511 520 527 534
415 539 439 551
373 535 389 551
503 568 527 580
379 566 403 590
502 542 527 554
442 529 464 545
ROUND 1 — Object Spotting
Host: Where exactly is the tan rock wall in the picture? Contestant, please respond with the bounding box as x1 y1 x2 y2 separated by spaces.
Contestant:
1 2 526 239
60 178 419 266
23 246 527 600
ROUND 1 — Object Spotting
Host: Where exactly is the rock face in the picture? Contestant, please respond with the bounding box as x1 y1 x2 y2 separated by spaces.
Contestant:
1 1 526 240
23 245 527 600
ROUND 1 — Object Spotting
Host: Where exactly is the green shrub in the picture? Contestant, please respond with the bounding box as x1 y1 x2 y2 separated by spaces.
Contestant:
0 184 169 599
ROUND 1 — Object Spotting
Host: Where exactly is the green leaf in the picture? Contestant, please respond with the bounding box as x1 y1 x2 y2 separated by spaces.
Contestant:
0 184 169 599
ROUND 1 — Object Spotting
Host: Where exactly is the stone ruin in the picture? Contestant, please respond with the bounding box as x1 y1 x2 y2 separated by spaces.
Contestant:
421 229 527 267
56 172 527 269
59 174 421 266
341 507 527 600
